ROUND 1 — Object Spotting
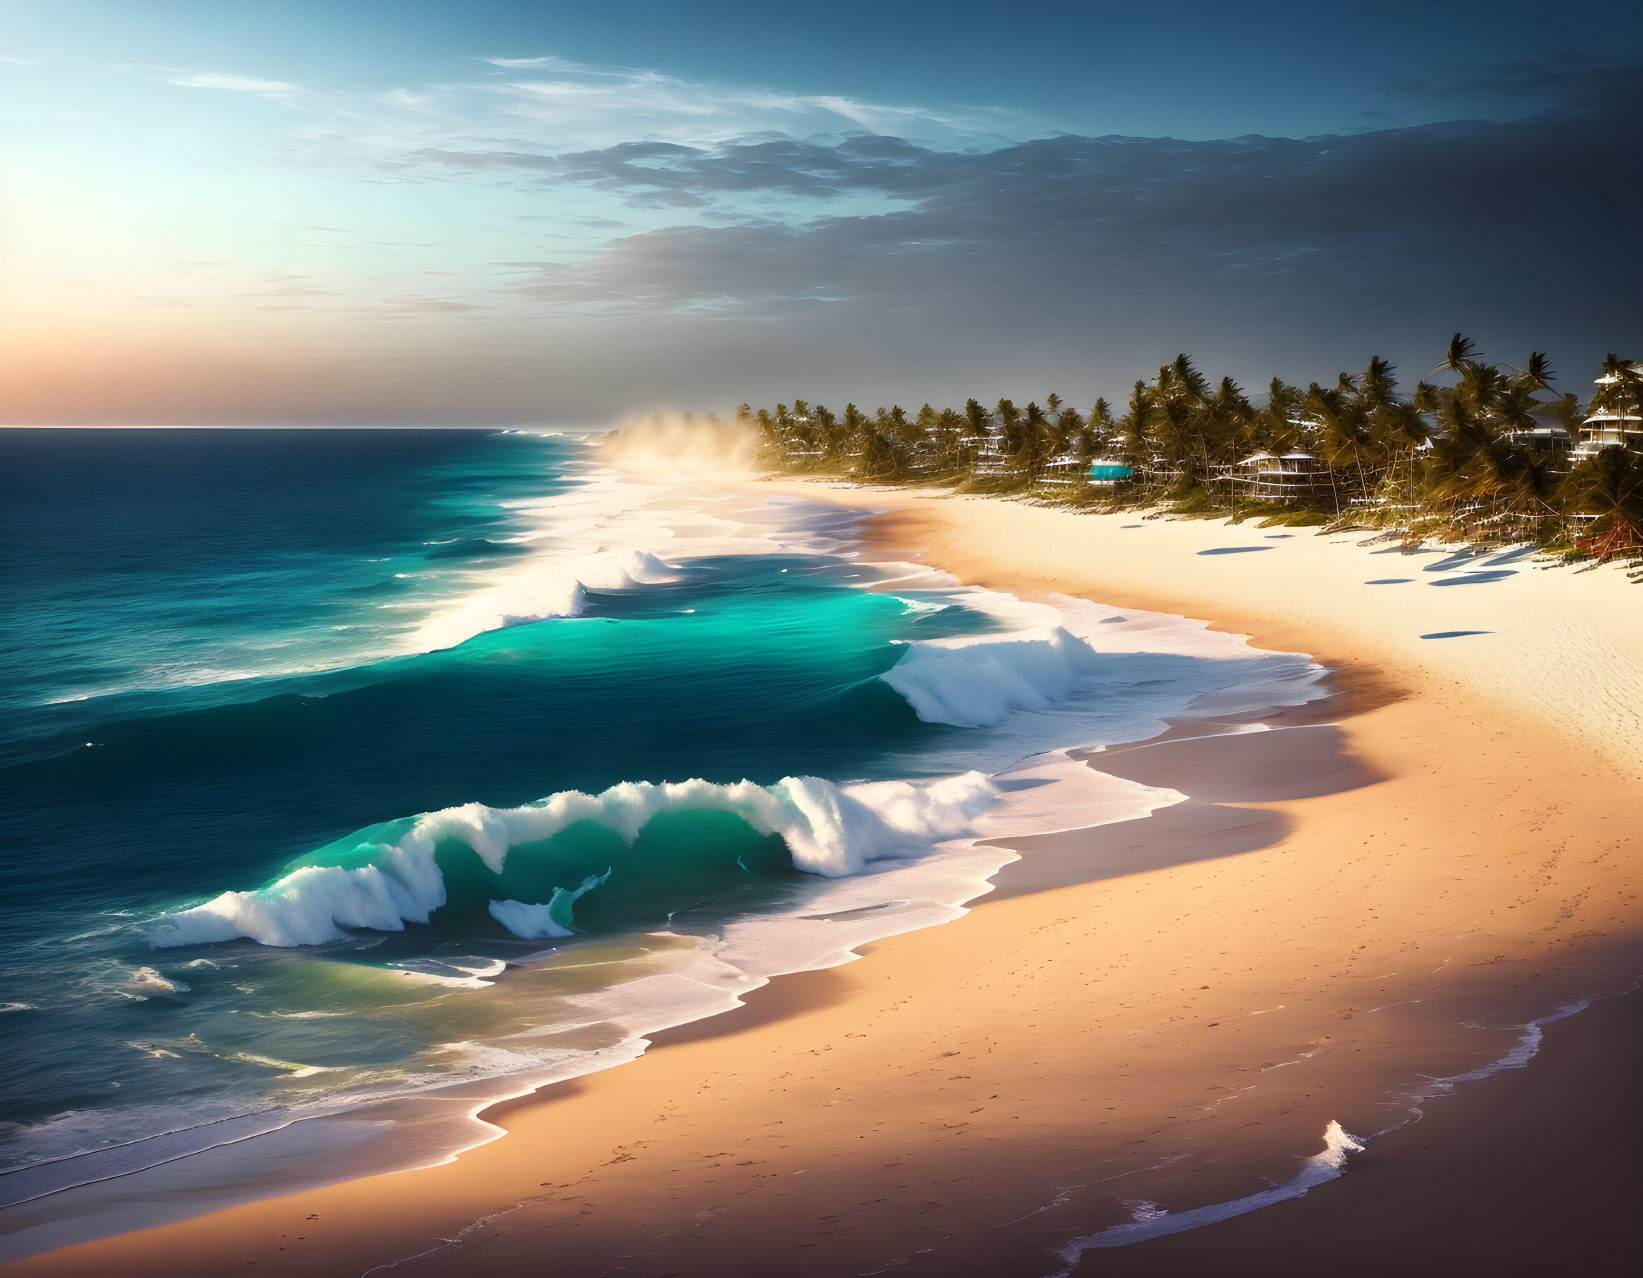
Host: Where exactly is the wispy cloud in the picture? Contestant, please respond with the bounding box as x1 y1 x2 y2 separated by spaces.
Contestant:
245 284 338 298
264 52 1032 201
164 70 301 99
21 42 1634 428
380 296 479 313
481 55 587 71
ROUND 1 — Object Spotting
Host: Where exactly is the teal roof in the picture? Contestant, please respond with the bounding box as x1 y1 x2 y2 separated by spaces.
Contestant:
1089 463 1133 480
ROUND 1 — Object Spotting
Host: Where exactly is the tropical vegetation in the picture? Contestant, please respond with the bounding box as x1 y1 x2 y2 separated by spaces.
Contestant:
729 339 1642 572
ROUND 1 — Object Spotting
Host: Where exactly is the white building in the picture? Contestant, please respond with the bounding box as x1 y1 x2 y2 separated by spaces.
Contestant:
1221 452 1338 505
1572 366 1643 462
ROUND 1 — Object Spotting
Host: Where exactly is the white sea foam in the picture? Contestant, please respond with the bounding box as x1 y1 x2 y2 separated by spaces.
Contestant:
875 571 1325 747
397 455 866 655
1413 997 1593 1093
120 967 191 997
408 548 678 651
486 900 576 940
387 956 510 990
1042 992 1618 1269
149 772 1000 949
1049 1119 1367 1269
489 871 611 940
883 626 1105 727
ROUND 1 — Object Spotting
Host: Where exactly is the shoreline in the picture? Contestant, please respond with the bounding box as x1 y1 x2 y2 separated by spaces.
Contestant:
5 482 1641 1276
1095 981 1643 1276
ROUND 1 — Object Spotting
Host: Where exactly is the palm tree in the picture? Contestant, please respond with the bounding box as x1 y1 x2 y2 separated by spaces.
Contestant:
994 399 1027 479
783 399 818 453
1500 448 1565 530
1054 402 1086 457
1430 332 1481 379
885 405 919 452
995 398 1022 445
1424 393 1496 528
933 408 966 473
1167 353 1211 401
1591 354 1643 417
1020 401 1055 477
854 412 899 481
1358 357 1422 503
1255 378 1305 455
1511 351 1556 395
842 402 868 466
1118 380 1151 472
1084 398 1115 459
1146 357 1214 495
1566 446 1643 561
740 334 1629 552
812 403 845 463
960 399 991 473
1207 376 1254 473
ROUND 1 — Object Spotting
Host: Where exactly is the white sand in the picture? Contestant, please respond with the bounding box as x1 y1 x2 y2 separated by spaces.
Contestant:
794 485 1643 778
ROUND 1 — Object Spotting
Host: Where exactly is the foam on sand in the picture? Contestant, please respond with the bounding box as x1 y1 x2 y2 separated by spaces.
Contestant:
1046 996 1609 1270
1048 1120 1368 1269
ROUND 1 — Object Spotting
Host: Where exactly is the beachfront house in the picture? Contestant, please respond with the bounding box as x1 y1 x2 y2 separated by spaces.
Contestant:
972 429 1020 482
1572 365 1643 463
1506 422 1573 455
1220 451 1339 508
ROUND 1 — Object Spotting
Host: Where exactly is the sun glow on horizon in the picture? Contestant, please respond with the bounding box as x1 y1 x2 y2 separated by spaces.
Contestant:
3 2 1638 425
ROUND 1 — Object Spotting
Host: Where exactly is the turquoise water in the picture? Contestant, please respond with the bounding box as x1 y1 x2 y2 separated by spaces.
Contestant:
0 429 1320 1229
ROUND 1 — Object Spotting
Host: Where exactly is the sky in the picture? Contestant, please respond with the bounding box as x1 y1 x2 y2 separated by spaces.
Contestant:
2 0 1640 425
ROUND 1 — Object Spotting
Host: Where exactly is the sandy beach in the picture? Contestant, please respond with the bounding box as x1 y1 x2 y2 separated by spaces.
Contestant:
6 483 1641 1277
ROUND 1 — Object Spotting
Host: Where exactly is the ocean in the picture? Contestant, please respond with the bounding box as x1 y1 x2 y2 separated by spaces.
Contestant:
0 427 1323 1248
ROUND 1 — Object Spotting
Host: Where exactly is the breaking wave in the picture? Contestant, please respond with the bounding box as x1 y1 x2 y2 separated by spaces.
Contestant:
149 772 999 949
881 626 1104 727
408 548 678 652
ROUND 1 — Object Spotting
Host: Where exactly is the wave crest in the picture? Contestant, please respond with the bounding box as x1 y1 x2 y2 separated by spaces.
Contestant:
409 548 677 652
149 772 998 949
880 626 1103 727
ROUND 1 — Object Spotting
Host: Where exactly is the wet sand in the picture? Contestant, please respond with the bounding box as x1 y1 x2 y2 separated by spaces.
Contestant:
5 486 1640 1276
1097 984 1643 1277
